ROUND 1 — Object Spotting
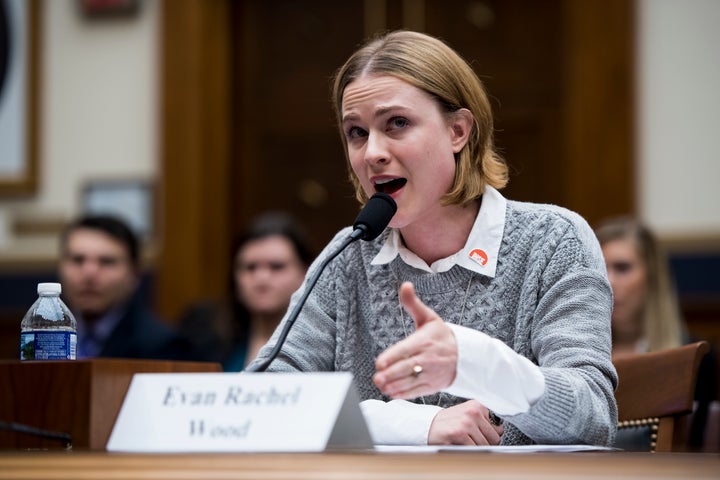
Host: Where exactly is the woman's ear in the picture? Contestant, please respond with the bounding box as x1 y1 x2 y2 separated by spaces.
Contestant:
449 108 474 153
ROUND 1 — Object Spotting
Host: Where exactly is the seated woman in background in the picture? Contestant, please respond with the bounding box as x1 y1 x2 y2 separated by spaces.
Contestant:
596 216 684 356
595 216 718 448
180 212 314 371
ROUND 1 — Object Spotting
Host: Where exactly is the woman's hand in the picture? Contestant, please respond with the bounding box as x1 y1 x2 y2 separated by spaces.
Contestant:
428 400 504 445
373 281 458 399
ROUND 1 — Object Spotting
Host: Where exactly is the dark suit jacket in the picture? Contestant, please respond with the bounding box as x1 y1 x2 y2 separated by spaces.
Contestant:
97 293 189 360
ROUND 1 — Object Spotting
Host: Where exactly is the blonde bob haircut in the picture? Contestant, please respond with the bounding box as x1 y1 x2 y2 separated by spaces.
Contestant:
332 30 508 206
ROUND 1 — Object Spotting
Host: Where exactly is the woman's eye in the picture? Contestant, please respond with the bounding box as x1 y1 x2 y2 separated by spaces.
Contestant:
389 117 408 130
346 126 367 139
613 262 633 274
269 262 288 272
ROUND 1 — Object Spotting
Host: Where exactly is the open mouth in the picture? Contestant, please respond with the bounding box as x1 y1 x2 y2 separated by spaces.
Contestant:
374 178 407 195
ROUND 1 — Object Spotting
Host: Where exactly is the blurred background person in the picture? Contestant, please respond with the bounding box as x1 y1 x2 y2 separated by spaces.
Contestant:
596 215 717 449
59 215 185 360
179 212 314 371
596 216 683 357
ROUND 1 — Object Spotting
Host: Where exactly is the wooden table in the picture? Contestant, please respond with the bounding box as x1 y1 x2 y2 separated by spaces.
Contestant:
0 359 222 450
0 451 718 480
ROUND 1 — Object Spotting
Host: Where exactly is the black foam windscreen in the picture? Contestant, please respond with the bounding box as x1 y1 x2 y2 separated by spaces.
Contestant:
352 192 398 241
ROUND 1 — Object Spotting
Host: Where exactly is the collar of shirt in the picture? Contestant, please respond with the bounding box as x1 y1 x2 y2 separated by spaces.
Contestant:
371 186 507 276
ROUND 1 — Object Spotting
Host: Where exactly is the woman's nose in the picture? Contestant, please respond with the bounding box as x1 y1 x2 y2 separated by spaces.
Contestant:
364 132 389 165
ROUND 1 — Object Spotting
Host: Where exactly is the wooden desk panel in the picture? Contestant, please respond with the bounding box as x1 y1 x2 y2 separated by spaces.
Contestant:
0 359 221 450
0 451 718 480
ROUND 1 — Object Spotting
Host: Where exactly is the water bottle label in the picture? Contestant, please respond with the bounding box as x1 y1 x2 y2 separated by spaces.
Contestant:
20 331 77 360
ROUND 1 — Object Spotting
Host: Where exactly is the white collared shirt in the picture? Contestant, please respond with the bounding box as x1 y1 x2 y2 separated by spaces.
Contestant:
360 187 546 445
371 185 506 277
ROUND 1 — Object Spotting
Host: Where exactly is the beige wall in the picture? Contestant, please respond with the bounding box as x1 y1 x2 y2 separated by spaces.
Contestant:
0 0 159 260
637 0 720 240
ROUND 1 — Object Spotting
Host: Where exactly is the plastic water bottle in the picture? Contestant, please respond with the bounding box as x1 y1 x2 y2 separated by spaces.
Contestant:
20 282 77 360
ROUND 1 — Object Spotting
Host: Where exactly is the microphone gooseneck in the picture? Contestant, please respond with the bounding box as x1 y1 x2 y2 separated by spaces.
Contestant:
245 193 397 373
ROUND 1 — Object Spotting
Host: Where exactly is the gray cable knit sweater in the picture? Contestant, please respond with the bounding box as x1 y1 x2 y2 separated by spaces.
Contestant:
250 200 618 446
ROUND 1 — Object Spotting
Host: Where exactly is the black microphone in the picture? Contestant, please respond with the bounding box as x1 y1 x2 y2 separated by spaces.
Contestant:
245 192 397 373
349 191 398 241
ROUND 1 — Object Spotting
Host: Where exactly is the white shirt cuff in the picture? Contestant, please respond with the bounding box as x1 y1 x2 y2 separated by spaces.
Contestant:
359 399 442 445
444 323 545 416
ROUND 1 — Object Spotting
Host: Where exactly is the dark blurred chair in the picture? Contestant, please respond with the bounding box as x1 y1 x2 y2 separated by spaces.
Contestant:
703 401 720 452
613 341 709 452
685 400 720 452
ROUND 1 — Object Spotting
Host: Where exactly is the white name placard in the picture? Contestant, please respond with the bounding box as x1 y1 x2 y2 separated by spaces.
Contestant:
106 372 373 452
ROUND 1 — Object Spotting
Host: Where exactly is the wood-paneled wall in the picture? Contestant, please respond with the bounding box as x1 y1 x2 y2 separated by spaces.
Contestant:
157 0 232 320
158 0 634 322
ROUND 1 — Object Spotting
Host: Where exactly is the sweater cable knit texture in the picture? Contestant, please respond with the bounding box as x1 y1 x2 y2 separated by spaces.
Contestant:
251 200 618 446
